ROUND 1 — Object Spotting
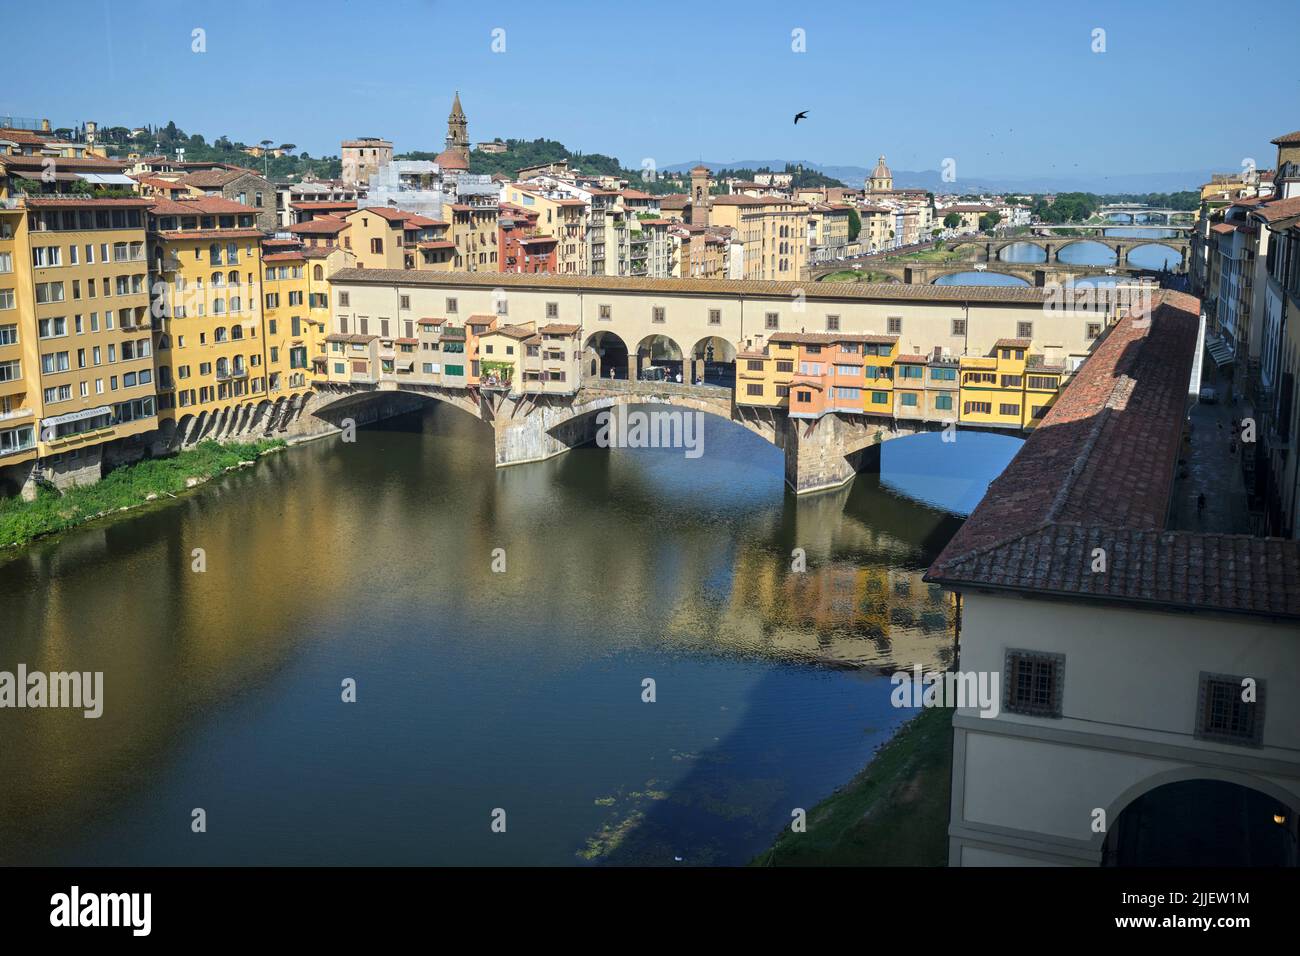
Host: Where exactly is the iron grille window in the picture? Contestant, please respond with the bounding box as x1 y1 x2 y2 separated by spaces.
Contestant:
1003 649 1064 717
1195 673 1264 745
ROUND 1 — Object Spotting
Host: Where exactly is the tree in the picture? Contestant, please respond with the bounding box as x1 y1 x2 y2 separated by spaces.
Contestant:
943 212 961 229
847 207 861 242
978 212 1002 232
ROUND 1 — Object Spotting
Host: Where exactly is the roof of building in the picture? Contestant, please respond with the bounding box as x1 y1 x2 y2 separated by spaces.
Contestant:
1270 130 1300 145
148 195 257 216
153 228 264 241
484 324 537 341
435 148 469 171
539 323 579 335
993 337 1032 349
927 291 1300 620
289 216 348 234
769 331 898 345
326 268 1114 306
177 167 263 188
18 196 151 208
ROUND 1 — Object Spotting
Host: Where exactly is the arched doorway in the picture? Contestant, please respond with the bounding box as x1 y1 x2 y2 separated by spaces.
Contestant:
636 334 684 382
585 331 629 380
1103 778 1298 866
690 335 737 388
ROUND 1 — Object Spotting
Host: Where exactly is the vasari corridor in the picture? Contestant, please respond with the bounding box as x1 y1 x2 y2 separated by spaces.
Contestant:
0 0 1296 942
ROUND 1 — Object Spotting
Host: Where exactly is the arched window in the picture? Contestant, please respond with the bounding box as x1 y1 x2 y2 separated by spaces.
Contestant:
230 324 243 340
227 270 239 286
214 326 228 341
313 264 323 280
211 271 224 287
158 334 171 350
229 296 241 314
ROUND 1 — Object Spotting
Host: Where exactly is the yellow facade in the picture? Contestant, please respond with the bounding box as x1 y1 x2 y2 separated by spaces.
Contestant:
708 196 808 280
260 243 354 399
959 338 1029 428
0 197 158 476
147 197 268 423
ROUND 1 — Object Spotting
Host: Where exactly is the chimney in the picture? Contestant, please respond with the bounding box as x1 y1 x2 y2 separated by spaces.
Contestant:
40 118 51 132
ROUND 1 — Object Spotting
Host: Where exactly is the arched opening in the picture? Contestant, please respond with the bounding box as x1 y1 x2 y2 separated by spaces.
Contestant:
1127 242 1184 272
690 335 737 388
996 241 1047 264
1056 240 1118 266
932 270 1030 287
1103 778 1299 867
584 330 630 380
636 334 684 382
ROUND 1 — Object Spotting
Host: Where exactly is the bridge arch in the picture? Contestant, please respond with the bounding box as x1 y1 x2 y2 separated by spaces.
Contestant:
553 388 777 447
584 330 630 381
1127 241 1185 270
309 384 483 426
995 241 1047 263
928 267 1031 286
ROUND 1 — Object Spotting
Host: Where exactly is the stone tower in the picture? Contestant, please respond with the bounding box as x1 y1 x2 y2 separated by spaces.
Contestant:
690 164 711 226
446 91 469 154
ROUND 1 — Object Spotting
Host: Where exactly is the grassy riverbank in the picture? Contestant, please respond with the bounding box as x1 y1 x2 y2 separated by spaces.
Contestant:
820 269 897 283
752 705 953 866
0 438 285 549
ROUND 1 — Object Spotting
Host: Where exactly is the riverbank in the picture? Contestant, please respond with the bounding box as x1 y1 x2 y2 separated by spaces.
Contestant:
0 438 286 549
752 705 953 866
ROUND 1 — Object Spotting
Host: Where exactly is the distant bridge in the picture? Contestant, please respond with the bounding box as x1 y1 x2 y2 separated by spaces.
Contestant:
1096 205 1197 225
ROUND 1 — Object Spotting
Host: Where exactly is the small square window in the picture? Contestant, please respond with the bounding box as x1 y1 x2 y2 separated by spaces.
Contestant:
652 306 665 323
951 319 966 336
1003 649 1064 718
1195 673 1264 746
887 316 902 335
1017 321 1033 339
708 309 721 325
546 302 559 318
765 312 779 330
826 314 840 332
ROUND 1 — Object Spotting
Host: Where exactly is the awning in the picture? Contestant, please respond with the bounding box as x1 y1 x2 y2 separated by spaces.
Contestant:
398 360 414 370
78 172 136 185
1205 334 1235 368
41 405 112 429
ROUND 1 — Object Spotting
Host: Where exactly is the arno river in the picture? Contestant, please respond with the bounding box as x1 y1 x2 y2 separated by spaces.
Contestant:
0 405 1019 865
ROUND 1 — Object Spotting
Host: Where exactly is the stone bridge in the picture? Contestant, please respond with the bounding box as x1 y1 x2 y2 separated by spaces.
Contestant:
284 376 953 495
949 234 1189 267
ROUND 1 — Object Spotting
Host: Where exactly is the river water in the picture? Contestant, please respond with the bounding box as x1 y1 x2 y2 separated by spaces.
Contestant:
0 404 1020 865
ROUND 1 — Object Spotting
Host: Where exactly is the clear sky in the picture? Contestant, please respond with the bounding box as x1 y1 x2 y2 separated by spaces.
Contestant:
2 0 1294 177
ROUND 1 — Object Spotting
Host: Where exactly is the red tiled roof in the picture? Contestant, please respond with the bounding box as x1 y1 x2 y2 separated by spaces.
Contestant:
154 228 264 241
539 323 579 335
1210 223 1236 234
262 252 306 262
1249 195 1300 223
148 195 257 216
20 196 150 208
1270 130 1300 145
177 167 261 188
289 216 349 234
927 291 1300 619
993 337 1032 349
769 331 898 345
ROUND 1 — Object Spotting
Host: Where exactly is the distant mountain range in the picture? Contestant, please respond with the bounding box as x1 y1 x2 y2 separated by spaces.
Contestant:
661 159 1207 195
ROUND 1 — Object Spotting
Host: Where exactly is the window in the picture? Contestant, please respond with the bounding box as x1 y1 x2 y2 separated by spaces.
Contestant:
796 390 812 403
1003 649 1064 718
999 403 1021 416
1195 673 1264 745
871 391 889 405
765 312 779 330
1086 322 1102 339
887 316 902 335
898 365 924 379
0 324 16 346
1000 374 1022 388
900 393 918 407
825 314 839 332
775 360 794 373
833 386 860 400
1027 375 1057 390
446 297 457 314
951 318 966 336
0 290 13 310
1017 321 1033 339
708 309 721 326
546 302 559 319
495 298 508 316
746 360 765 371
652 306 665 323
598 304 611 320
746 383 764 396
930 366 956 381
38 317 68 338
964 401 991 415
339 292 350 307
935 394 953 411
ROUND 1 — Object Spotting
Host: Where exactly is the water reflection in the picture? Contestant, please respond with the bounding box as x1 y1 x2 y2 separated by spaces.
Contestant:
0 404 1018 865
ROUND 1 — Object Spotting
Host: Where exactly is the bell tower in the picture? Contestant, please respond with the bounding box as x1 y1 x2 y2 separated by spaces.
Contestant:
446 91 469 154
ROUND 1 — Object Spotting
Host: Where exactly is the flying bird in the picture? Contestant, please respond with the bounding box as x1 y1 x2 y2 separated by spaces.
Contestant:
793 111 809 124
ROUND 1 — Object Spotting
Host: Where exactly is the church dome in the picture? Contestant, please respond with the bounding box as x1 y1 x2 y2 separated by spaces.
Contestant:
871 155 891 180
436 148 469 171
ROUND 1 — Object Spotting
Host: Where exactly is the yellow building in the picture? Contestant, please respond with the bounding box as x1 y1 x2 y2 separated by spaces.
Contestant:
443 201 500 272
958 337 1029 428
147 196 268 424
499 184 587 274
0 196 157 491
708 195 808 281
259 238 355 398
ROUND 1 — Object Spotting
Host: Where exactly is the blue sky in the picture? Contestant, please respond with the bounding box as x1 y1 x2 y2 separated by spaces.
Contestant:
2 0 1294 177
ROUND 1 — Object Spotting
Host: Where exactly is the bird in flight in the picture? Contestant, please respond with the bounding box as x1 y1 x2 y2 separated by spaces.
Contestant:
793 111 809 124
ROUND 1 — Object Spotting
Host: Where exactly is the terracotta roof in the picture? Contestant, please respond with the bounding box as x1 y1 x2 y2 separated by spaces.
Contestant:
927 291 1300 620
621 189 654 200
302 247 336 259
19 196 150 208
895 353 929 363
659 195 689 209
417 240 455 250
993 338 1031 349
262 252 306 262
289 216 349 234
769 331 898 345
710 195 766 206
325 333 375 344
1210 223 1236 234
418 318 446 326
402 214 445 228
148 195 257 216
1248 195 1300 223
177 168 262 188
0 154 128 172
539 323 579 335
290 200 357 210
1270 130 1300 145
486 324 537 341
326 268 1121 306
